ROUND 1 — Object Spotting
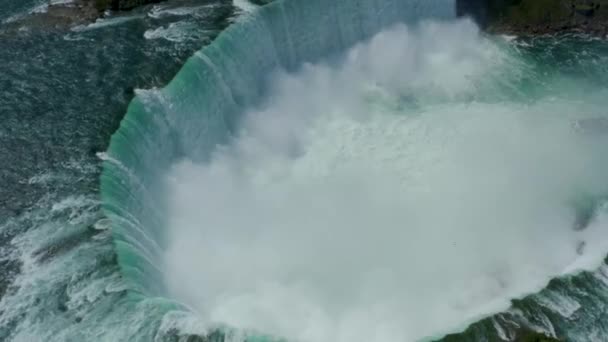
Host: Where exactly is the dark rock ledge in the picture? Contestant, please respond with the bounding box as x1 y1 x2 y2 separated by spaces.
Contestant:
458 0 608 36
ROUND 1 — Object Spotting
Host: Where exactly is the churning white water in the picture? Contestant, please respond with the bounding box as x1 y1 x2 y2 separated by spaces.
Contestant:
163 20 608 341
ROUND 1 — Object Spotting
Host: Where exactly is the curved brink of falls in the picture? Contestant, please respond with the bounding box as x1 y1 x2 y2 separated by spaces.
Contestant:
101 0 455 300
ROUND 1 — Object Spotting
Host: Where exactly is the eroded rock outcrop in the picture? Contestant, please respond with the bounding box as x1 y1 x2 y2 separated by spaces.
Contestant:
458 0 608 35
94 0 165 11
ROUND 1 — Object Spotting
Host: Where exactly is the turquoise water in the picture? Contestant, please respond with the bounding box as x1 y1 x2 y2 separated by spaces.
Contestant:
3 0 608 341
0 1 238 340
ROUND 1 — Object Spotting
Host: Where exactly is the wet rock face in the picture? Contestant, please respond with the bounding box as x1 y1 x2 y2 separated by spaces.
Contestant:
91 0 165 12
517 330 562 342
248 0 274 5
58 0 167 16
456 0 608 35
456 0 520 28
2 0 101 30
109 0 165 11
52 0 166 15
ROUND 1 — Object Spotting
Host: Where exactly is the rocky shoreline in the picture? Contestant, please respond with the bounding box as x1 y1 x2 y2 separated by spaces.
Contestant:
8 0 608 36
459 0 608 36
4 0 164 30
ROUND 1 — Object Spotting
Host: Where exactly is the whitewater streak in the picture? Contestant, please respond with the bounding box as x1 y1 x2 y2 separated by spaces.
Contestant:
101 0 608 341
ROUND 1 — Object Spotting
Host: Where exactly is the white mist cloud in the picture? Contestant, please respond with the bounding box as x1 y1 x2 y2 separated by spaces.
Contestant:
163 19 608 342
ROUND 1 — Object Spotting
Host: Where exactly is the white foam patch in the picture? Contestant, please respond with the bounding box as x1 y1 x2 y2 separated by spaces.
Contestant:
144 21 206 42
233 0 258 13
148 4 220 19
71 15 143 32
50 0 74 5
500 34 518 42
164 20 608 341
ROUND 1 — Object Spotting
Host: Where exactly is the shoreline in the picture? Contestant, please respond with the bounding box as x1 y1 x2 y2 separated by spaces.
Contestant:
2 0 164 30
7 0 608 37
488 24 608 38
470 0 608 37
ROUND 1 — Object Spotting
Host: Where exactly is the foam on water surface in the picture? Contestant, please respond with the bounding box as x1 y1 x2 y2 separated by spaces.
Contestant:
148 3 222 19
71 15 145 32
232 0 258 13
144 22 209 42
